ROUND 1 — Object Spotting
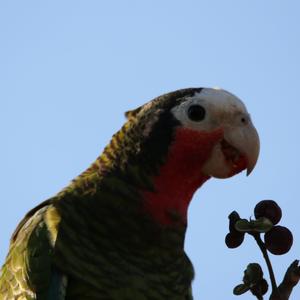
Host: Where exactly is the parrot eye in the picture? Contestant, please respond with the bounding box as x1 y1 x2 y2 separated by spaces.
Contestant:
187 105 206 122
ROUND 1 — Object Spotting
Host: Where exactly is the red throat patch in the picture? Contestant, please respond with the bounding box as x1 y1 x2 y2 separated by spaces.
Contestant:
142 127 224 226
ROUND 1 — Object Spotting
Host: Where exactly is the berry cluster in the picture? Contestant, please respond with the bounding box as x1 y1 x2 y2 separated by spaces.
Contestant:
225 200 293 255
225 200 299 300
233 264 268 298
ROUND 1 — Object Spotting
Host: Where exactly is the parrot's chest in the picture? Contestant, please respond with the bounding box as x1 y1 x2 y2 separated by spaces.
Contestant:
64 250 193 300
52 182 195 299
54 222 194 299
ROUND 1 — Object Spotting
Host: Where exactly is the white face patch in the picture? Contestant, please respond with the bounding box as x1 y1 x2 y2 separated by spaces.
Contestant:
171 88 259 178
171 88 250 132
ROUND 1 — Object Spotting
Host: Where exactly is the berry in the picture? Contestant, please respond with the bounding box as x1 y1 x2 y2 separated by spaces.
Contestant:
225 232 244 248
264 226 293 255
254 200 282 225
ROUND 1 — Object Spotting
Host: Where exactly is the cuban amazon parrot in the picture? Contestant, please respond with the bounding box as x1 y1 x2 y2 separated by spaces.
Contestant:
0 88 259 299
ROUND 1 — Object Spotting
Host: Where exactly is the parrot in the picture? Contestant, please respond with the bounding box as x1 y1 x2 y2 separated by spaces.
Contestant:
0 87 259 299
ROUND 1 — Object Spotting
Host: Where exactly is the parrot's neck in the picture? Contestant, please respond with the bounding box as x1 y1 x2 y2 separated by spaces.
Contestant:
142 128 222 226
67 125 220 237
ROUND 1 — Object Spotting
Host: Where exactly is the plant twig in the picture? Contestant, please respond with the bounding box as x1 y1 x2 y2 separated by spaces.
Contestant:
252 233 281 299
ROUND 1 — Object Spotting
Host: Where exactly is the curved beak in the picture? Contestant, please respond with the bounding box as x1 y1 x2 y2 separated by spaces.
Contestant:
224 121 260 176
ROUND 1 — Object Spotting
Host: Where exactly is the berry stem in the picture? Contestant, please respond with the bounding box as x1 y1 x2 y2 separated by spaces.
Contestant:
252 233 281 299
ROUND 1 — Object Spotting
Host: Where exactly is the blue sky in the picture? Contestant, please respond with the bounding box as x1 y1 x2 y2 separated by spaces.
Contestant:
1 1 300 299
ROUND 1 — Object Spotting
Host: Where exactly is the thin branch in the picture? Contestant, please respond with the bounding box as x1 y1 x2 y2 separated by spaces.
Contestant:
253 234 277 290
252 233 281 299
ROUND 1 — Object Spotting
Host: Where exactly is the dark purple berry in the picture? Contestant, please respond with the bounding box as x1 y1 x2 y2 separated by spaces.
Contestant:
254 200 282 225
225 232 245 248
264 226 293 255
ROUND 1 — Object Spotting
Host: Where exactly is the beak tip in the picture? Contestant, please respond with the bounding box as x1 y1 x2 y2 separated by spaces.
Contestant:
246 161 257 176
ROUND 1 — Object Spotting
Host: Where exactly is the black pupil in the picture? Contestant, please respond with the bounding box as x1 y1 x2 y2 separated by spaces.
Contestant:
187 105 206 121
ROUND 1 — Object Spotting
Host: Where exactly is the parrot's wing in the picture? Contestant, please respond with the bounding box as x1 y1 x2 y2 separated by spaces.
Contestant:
0 201 67 300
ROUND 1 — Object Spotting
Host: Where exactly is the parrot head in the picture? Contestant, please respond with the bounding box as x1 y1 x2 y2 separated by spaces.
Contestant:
170 87 259 179
125 87 259 178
